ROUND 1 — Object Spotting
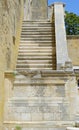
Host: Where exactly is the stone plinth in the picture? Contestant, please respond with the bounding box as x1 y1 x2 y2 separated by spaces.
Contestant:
3 70 78 129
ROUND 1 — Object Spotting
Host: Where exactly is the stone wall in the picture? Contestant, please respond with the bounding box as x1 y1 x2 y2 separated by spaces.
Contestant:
67 35 79 67
0 0 23 129
4 71 78 129
67 36 79 117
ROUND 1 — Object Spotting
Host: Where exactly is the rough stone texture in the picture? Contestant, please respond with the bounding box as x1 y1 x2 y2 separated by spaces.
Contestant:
67 36 79 67
0 0 23 129
1 1 79 130
24 0 48 20
67 36 79 120
4 71 78 130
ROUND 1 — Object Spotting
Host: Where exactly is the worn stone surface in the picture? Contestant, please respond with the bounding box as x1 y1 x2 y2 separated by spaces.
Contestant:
67 36 79 67
54 3 70 70
24 0 48 20
1 1 79 130
0 0 23 129
4 71 77 130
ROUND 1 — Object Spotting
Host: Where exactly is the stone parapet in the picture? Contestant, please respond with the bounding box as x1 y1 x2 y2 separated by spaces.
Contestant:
53 2 72 70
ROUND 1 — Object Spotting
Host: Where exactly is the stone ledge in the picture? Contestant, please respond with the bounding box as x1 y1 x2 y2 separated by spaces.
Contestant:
3 121 74 127
41 70 74 77
66 127 79 130
4 70 75 78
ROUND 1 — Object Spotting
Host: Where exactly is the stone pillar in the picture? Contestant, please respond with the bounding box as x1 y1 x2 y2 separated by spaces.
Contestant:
53 2 72 70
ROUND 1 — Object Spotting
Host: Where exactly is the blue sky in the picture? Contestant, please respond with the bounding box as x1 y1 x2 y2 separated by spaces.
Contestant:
48 0 79 15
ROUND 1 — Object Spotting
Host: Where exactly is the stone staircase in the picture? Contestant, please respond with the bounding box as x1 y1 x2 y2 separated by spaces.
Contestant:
4 20 78 130
16 21 56 71
4 21 72 130
3 2 79 130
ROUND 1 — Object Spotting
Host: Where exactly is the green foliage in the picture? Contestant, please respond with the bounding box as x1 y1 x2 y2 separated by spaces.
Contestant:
65 11 79 35
15 126 22 130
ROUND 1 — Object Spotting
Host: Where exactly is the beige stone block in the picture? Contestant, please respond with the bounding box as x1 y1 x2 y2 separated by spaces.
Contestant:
21 113 31 121
31 113 43 121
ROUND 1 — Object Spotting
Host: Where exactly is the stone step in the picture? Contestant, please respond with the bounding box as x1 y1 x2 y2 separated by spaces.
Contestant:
21 31 54 35
21 31 54 34
18 54 54 58
19 46 53 49
22 21 52 25
21 30 53 33
16 64 53 68
22 20 52 23
18 49 54 52
21 28 54 32
17 60 52 64
21 34 54 37
18 55 53 58
17 62 55 66
22 24 53 27
22 26 53 28
18 53 53 56
18 51 55 54
20 43 54 47
21 30 54 34
17 56 55 59
18 50 53 53
20 37 54 41
16 68 53 71
19 43 55 46
20 40 54 43
17 56 53 61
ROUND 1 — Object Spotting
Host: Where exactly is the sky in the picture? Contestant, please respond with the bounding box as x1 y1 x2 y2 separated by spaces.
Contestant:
48 0 79 15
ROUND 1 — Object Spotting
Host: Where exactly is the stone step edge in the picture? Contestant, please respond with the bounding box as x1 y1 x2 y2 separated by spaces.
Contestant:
21 30 54 32
22 27 54 29
3 121 74 126
21 26 54 30
17 58 53 60
20 41 55 43
17 61 55 63
16 68 53 70
18 50 53 52
14 82 63 86
19 45 52 49
20 32 54 34
18 52 53 56
19 44 54 46
22 20 51 22
21 34 54 36
20 38 54 40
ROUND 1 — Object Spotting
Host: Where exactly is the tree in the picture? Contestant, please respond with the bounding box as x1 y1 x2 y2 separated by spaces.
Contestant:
65 11 79 35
